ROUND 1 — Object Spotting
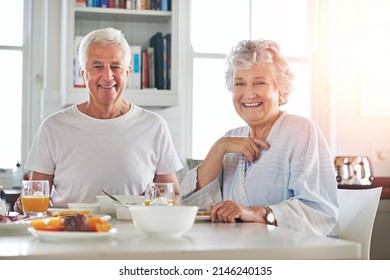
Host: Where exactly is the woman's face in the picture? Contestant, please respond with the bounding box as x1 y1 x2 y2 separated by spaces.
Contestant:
232 64 281 127
81 43 130 105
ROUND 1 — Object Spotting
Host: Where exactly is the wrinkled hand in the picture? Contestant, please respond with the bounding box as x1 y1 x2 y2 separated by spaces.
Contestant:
13 196 23 214
215 137 269 163
210 200 261 223
196 136 270 190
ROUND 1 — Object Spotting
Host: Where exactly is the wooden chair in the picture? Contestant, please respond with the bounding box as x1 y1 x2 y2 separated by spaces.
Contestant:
338 187 382 259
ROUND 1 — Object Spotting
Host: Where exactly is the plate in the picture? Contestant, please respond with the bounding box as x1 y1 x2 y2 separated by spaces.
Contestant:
67 203 100 214
195 215 211 222
27 227 118 241
0 220 31 233
95 214 111 221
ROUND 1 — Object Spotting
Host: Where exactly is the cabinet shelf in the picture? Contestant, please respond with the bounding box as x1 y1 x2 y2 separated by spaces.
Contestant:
61 0 178 108
74 7 172 23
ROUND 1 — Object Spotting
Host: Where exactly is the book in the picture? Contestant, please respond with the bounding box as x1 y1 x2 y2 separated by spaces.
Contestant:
136 0 142 10
75 0 87 7
130 45 142 89
101 0 108 7
161 0 168 11
130 0 136 9
149 32 164 89
74 36 85 88
93 0 101 7
162 36 167 89
119 0 126 8
163 33 171 89
154 0 161 10
141 0 150 10
142 50 149 89
147 47 155 88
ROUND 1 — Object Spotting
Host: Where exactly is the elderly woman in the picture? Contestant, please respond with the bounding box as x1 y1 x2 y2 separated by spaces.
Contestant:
181 39 339 237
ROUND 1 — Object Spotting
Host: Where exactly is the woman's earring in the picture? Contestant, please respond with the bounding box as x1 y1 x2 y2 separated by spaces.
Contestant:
279 97 285 105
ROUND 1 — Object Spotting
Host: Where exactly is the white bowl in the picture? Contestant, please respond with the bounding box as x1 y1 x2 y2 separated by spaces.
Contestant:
129 206 199 237
96 195 145 215
115 204 143 220
67 203 100 214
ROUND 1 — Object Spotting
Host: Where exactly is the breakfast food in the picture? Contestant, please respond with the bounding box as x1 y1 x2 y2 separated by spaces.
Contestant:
0 214 29 223
63 213 89 231
31 211 111 232
31 217 64 231
197 210 210 216
47 209 91 217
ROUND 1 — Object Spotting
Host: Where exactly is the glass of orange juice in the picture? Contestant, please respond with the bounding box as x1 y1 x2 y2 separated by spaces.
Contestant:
21 180 50 217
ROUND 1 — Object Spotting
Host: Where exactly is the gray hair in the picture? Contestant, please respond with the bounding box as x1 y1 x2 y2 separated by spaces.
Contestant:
225 39 294 104
78 27 131 69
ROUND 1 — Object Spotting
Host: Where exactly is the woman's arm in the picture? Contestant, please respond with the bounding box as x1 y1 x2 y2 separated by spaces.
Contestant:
197 136 268 189
271 120 339 236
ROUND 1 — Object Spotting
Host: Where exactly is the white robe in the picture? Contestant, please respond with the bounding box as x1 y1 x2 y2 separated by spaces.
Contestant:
181 112 339 236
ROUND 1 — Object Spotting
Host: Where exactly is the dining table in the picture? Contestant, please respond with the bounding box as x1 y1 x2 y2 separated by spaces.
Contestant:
0 213 361 260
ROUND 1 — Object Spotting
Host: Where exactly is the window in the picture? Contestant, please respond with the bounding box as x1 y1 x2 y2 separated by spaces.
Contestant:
190 0 315 159
0 0 24 168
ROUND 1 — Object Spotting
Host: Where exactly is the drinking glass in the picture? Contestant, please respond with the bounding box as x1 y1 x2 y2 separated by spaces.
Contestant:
144 182 175 206
0 200 6 215
21 180 50 217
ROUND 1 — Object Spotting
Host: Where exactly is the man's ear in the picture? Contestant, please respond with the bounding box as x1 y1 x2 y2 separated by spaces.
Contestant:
127 65 132 76
80 68 85 82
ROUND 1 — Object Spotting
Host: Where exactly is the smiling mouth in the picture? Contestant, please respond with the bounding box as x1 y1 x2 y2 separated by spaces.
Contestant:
243 102 263 107
99 85 116 89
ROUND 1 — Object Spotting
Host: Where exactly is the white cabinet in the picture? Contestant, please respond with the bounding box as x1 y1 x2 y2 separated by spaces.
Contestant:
60 0 178 107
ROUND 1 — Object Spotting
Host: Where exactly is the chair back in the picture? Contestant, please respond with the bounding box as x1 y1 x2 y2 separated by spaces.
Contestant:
186 159 203 170
338 187 382 259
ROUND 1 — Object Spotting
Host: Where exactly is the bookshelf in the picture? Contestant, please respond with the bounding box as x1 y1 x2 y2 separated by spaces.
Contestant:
60 0 178 107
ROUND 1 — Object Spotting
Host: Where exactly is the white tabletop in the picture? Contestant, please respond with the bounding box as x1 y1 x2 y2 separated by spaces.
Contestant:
0 218 361 260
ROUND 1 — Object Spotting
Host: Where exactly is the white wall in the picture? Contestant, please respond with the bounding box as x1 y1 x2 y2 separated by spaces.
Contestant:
331 0 390 176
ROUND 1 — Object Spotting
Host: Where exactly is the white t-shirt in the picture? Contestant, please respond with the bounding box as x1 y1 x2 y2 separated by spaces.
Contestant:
25 104 183 207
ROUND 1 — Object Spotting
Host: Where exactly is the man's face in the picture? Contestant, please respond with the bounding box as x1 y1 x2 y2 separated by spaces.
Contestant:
81 43 131 105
